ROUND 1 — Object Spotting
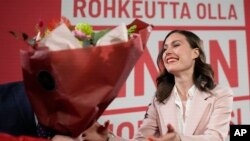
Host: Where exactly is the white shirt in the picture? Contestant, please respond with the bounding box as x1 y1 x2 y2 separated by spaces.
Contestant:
174 85 197 134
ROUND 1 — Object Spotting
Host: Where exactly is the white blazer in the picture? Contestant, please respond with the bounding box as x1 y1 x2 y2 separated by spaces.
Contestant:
110 84 233 141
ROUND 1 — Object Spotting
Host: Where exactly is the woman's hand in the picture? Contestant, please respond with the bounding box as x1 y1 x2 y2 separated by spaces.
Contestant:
147 124 181 141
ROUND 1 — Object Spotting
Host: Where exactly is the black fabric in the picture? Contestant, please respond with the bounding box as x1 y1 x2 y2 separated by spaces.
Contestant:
36 122 55 138
0 81 37 136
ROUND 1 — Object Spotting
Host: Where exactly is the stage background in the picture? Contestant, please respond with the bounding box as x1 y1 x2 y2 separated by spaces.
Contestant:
0 0 249 140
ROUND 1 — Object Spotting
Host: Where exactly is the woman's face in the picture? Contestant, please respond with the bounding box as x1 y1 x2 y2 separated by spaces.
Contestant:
162 32 199 75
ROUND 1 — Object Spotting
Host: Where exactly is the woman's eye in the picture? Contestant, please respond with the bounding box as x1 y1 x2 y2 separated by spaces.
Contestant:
173 44 180 47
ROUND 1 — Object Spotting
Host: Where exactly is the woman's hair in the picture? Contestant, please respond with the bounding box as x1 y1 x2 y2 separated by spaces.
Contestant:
155 30 216 103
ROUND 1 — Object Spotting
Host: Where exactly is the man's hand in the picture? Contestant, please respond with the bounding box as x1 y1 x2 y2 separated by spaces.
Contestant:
81 120 110 141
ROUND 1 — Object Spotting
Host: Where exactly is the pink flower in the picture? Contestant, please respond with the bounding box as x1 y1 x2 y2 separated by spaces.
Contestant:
72 30 91 40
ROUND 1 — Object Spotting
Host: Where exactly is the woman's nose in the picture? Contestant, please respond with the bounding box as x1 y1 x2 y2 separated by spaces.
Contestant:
165 46 173 54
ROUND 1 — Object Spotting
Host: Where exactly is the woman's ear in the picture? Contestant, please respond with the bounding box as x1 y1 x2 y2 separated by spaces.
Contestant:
192 48 200 59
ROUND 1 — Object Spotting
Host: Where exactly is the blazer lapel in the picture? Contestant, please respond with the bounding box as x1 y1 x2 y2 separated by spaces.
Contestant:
185 90 212 135
157 93 180 134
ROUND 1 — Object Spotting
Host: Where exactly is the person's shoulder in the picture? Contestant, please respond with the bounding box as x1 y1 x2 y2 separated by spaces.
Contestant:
0 81 24 88
0 81 25 94
211 84 233 98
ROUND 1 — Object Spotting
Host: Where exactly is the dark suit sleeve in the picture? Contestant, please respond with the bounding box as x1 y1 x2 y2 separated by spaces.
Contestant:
0 81 37 136
0 133 48 141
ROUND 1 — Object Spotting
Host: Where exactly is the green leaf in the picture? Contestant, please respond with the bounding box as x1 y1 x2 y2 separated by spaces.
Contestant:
82 40 92 47
128 25 137 36
27 38 37 47
91 29 110 45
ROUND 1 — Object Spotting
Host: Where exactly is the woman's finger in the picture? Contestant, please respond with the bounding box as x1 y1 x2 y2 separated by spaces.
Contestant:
167 124 175 133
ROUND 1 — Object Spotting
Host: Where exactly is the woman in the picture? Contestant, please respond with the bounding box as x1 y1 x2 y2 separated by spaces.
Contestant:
82 30 233 141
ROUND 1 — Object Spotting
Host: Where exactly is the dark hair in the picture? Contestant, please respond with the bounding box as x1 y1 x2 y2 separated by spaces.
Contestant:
155 30 216 103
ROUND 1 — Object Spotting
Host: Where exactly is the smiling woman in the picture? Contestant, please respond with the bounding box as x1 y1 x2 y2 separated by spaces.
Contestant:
81 30 233 141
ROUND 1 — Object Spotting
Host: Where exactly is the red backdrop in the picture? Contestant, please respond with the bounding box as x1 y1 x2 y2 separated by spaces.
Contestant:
0 0 61 84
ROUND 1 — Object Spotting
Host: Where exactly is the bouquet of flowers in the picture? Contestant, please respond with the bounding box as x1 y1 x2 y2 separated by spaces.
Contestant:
15 17 152 137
